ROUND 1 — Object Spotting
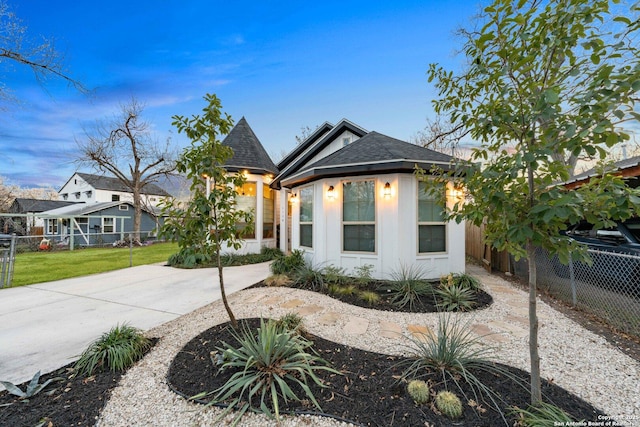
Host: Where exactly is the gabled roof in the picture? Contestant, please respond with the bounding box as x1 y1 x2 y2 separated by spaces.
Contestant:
273 119 368 188
61 173 171 197
10 198 78 213
564 155 640 190
221 117 278 175
281 131 458 188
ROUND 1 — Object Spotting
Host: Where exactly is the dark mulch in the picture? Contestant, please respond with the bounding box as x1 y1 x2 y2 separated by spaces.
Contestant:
167 318 606 427
0 365 124 427
0 338 157 427
254 281 494 313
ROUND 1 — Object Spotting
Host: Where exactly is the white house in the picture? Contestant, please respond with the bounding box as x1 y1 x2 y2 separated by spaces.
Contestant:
58 172 171 206
222 117 466 280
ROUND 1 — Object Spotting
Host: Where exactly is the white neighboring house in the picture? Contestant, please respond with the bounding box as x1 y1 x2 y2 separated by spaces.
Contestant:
58 172 171 206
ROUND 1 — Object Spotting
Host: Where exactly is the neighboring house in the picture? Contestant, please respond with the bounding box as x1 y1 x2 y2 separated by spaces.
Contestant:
564 155 640 190
38 201 163 247
3 198 78 235
219 117 467 280
58 172 171 206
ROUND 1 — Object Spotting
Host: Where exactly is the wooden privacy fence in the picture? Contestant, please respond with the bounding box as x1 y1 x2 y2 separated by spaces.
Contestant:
465 222 512 274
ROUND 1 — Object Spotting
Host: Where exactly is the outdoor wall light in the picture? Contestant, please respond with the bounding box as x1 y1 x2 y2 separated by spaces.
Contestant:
383 182 392 199
289 192 298 203
326 185 335 200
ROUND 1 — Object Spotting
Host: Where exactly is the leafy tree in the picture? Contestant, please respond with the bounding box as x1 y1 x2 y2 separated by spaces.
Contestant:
76 98 177 242
0 0 85 105
160 94 252 329
423 0 640 405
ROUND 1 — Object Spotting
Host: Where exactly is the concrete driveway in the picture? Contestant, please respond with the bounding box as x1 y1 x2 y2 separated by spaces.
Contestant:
0 262 271 387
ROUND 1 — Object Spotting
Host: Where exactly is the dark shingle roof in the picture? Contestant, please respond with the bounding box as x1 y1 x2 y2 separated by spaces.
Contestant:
11 198 78 213
281 131 458 187
76 173 171 197
221 117 278 175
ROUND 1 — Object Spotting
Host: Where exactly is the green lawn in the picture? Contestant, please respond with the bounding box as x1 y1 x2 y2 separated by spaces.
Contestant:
9 242 179 287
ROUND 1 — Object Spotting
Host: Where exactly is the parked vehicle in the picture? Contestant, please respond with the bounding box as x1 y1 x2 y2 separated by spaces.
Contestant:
562 219 640 255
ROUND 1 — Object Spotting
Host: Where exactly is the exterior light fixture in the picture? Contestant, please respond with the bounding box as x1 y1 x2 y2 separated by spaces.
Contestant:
289 192 298 203
326 185 335 200
383 182 392 199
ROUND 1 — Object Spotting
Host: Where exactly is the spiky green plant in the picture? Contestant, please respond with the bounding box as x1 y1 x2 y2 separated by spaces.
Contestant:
74 323 151 376
435 390 463 419
292 262 326 292
435 284 477 312
510 402 579 426
270 249 305 275
358 290 381 306
0 371 62 401
205 319 339 426
451 273 482 291
380 263 433 310
407 379 430 404
397 314 525 423
275 312 305 335
322 265 348 285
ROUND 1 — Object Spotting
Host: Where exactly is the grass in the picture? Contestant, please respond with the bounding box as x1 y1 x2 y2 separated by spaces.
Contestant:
9 242 178 287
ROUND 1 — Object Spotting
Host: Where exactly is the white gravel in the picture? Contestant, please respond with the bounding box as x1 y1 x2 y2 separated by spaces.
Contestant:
96 265 640 426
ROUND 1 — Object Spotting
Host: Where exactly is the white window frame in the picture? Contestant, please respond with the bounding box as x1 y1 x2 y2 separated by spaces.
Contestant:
341 179 376 253
417 181 447 254
47 219 58 234
102 217 115 233
299 186 313 248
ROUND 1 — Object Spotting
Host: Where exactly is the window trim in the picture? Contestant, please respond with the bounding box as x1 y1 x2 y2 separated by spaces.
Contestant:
341 179 376 254
236 181 257 239
102 217 116 233
417 180 447 254
262 184 275 239
47 219 58 234
299 185 313 249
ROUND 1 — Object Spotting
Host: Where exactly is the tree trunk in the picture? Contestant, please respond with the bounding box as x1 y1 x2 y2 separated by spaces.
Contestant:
217 249 238 330
527 241 542 405
132 188 142 243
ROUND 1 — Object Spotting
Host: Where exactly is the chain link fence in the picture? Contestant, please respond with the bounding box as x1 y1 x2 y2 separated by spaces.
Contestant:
534 248 640 338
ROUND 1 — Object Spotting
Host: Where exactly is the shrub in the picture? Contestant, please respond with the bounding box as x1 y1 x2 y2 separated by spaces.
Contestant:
329 284 358 296
435 390 463 419
0 371 63 401
167 248 210 268
74 323 151 377
264 274 292 287
358 290 381 306
322 265 348 285
270 249 305 275
407 379 430 404
353 264 375 285
397 314 523 421
381 264 433 310
260 246 283 258
510 402 578 426
275 312 305 335
292 262 326 292
209 319 339 425
451 273 482 291
435 284 477 312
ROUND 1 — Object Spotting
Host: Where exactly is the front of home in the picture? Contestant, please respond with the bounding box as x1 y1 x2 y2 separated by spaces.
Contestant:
222 117 466 280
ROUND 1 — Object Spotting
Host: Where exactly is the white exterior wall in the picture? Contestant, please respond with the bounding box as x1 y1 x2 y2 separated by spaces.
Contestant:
290 173 465 280
306 131 360 166
59 174 165 206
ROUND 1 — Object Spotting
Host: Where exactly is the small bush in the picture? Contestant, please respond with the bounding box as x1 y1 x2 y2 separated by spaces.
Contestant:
435 390 463 419
358 290 381 306
270 249 305 275
292 262 326 292
208 318 339 425
74 323 151 377
322 265 348 285
381 264 433 310
260 246 283 258
435 284 477 312
264 274 292 287
407 379 430 405
167 248 210 268
451 273 482 291
329 284 358 296
275 312 305 335
510 402 578 426
353 264 375 285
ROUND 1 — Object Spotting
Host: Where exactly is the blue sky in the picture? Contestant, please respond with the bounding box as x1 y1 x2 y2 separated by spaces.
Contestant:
0 0 481 189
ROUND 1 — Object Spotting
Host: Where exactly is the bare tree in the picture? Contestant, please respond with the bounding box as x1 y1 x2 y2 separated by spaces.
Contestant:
0 0 85 104
76 98 177 241
0 175 17 212
411 116 470 158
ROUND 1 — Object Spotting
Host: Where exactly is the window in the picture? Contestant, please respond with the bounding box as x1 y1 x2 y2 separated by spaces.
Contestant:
299 186 313 248
62 193 68 200
85 191 92 198
74 217 88 230
236 182 256 239
343 180 375 252
112 194 120 202
47 219 58 234
103 217 115 233
418 181 446 253
119 204 129 211
342 137 350 147
74 192 81 199
263 184 274 238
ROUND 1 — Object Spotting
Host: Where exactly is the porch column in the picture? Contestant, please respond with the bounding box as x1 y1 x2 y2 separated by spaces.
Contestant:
279 188 288 252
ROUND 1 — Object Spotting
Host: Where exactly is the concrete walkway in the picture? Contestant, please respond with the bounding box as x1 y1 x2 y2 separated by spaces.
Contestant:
0 262 271 387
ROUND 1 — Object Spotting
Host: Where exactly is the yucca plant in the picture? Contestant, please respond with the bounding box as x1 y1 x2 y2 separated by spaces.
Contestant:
73 323 151 377
208 318 340 426
435 284 477 312
397 314 525 423
380 264 433 310
451 273 482 291
0 371 63 402
510 402 578 426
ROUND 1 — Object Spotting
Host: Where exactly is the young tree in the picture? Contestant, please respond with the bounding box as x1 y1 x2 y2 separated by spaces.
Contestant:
0 0 85 104
160 94 252 329
424 0 640 405
76 98 177 242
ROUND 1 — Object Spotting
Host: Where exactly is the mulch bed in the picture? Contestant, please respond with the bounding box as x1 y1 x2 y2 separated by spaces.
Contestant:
0 339 157 427
167 318 606 427
254 281 494 313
